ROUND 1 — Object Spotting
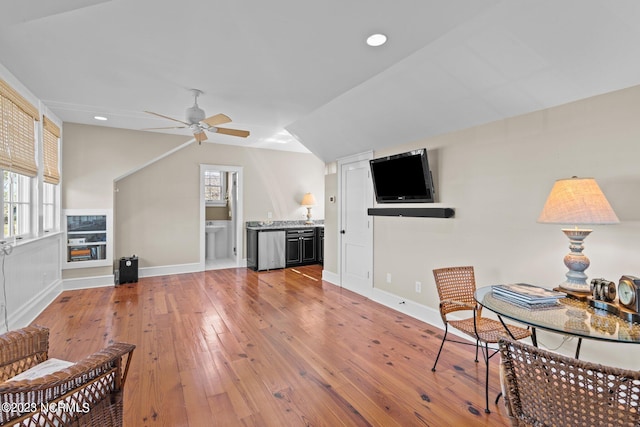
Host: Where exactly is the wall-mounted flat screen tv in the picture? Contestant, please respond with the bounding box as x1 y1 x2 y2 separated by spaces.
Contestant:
369 148 435 203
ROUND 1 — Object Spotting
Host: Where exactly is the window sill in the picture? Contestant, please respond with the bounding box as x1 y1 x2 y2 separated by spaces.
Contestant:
2 230 64 248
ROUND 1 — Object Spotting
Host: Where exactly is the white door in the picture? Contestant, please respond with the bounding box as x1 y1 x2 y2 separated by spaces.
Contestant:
339 152 373 297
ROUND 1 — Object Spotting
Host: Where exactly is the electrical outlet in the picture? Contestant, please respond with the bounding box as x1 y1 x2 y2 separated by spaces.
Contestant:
386 273 392 284
415 281 422 293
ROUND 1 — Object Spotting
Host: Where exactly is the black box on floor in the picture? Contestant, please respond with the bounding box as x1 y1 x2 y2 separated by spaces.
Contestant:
117 256 138 284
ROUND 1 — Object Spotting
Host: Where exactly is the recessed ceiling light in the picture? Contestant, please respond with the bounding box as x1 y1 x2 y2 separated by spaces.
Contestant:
366 33 387 47
94 116 107 121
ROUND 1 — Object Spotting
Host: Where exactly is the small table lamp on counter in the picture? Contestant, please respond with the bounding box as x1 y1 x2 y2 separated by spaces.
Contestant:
301 193 317 224
537 176 619 294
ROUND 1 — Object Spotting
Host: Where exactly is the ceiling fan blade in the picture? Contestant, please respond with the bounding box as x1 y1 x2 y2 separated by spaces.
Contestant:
145 111 190 125
194 130 208 143
202 113 232 127
214 127 250 138
141 126 188 130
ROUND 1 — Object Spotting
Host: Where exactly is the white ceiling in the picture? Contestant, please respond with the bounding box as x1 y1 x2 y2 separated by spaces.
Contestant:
1 0 640 162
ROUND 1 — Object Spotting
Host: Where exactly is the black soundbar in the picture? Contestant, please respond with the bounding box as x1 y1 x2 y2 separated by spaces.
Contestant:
367 208 455 218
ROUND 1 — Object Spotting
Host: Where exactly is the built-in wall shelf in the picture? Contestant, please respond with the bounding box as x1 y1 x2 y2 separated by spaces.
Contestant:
63 209 113 269
367 207 455 218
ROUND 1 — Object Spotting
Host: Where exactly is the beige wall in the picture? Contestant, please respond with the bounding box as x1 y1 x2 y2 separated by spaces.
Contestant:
323 172 338 274
327 84 640 368
114 137 325 267
62 124 325 273
206 206 229 220
62 124 188 279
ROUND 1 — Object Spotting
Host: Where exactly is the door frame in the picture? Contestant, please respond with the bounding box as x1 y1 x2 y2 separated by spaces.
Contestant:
337 151 373 295
199 164 244 270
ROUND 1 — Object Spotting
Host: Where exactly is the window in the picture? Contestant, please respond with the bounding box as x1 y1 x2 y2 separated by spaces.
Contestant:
42 116 60 232
3 171 30 238
43 116 60 185
43 182 56 232
1 79 38 239
204 170 227 206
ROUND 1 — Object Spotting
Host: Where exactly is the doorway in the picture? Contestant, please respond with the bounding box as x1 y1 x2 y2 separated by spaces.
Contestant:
200 164 243 270
338 152 373 297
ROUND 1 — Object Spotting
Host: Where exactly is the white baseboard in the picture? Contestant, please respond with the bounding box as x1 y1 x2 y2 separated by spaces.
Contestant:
139 263 201 278
317 272 471 343
63 274 115 290
322 269 340 285
370 288 442 325
61 263 203 292
370 288 472 342
10 279 62 329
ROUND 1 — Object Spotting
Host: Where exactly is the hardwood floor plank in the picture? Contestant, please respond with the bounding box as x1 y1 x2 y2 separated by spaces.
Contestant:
31 265 510 426
210 349 256 420
208 392 240 426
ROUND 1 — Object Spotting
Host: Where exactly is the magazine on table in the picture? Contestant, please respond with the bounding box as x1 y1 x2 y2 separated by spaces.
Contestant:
491 291 564 310
492 283 565 305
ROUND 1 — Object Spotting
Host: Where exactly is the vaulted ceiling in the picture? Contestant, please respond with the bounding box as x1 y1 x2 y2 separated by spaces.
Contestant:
1 0 640 162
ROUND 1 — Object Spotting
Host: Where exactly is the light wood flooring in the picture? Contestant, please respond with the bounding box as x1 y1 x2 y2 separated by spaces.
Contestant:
32 265 510 426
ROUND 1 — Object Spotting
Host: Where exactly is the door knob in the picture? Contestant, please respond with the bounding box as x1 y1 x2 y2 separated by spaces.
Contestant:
340 230 346 234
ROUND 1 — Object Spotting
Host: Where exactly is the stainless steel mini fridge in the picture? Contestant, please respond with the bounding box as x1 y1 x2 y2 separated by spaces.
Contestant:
257 230 285 271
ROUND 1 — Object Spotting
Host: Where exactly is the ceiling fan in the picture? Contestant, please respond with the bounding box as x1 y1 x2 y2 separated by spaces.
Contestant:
144 89 250 144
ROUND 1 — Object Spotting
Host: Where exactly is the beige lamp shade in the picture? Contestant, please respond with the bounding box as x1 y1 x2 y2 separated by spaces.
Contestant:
301 193 316 206
537 177 619 225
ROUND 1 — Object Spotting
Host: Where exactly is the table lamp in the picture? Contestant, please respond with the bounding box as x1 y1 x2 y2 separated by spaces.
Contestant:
537 177 619 294
301 192 316 224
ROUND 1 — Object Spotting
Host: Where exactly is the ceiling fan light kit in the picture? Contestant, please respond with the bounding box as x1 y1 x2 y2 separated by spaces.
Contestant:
144 89 249 144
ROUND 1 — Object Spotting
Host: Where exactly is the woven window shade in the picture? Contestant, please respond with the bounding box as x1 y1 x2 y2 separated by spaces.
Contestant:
43 116 60 184
0 79 39 177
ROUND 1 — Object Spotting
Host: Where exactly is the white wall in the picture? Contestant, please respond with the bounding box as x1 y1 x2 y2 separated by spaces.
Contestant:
324 84 640 369
4 234 62 330
0 62 63 329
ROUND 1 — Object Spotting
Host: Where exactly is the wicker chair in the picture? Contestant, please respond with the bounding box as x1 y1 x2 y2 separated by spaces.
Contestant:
0 325 135 427
431 266 531 413
499 336 640 426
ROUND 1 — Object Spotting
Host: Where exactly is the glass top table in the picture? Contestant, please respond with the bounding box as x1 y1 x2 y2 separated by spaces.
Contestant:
475 286 640 346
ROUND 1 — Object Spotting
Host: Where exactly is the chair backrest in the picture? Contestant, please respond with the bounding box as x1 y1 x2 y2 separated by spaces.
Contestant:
0 325 49 382
499 336 640 427
433 266 477 316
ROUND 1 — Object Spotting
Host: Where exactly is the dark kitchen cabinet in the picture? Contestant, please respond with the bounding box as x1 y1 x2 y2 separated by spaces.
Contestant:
286 228 316 266
317 227 324 264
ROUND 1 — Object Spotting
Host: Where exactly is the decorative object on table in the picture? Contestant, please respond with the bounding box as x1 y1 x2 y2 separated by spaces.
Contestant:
431 266 531 414
588 275 640 323
537 176 619 294
618 275 640 312
301 192 317 224
590 277 616 302
491 283 565 308
499 336 640 427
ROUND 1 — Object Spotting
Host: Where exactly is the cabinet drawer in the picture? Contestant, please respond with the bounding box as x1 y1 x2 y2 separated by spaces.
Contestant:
286 229 315 237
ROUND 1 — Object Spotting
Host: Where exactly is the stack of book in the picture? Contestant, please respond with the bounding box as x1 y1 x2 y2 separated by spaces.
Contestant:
492 283 565 308
69 247 91 261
